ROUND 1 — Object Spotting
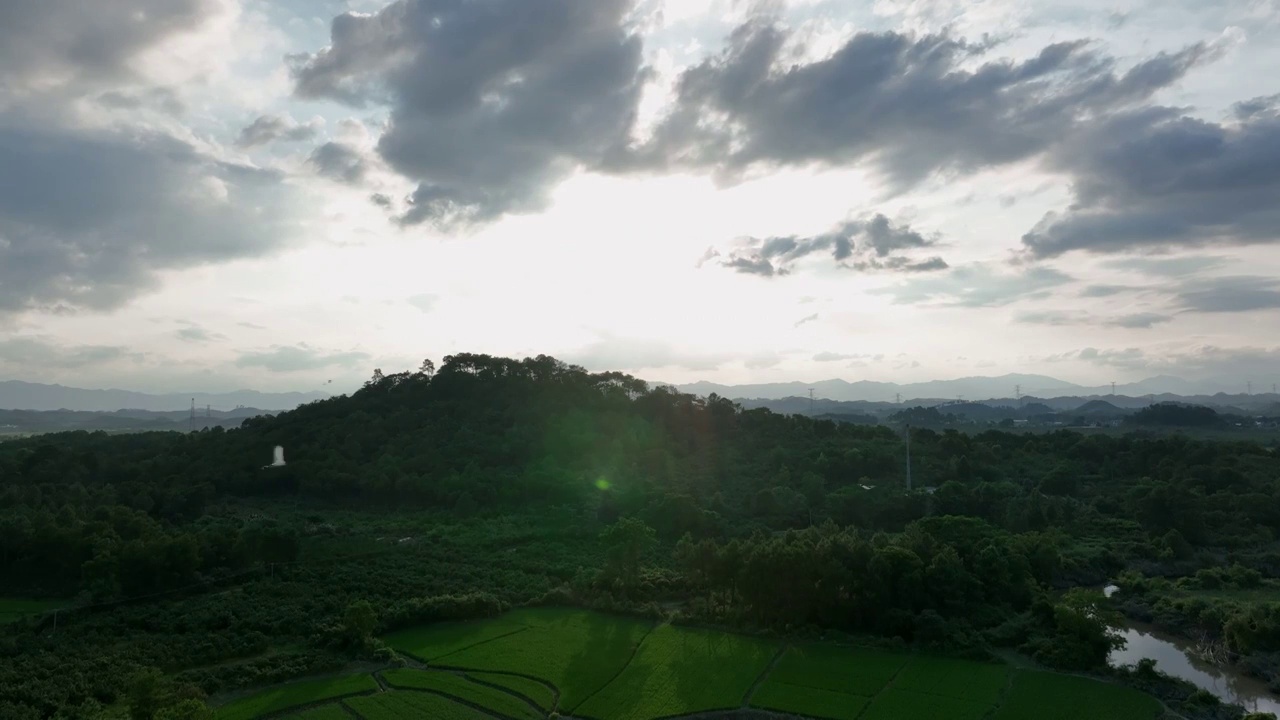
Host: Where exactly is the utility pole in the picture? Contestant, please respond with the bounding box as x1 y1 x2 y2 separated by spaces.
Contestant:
1111 381 1116 396
189 398 195 433
895 392 902 405
905 424 913 492
808 388 815 416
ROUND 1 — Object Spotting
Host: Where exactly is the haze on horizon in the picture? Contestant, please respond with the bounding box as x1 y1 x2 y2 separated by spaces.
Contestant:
2 0 1279 396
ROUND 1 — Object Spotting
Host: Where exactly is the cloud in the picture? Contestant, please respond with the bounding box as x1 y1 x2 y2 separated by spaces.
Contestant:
308 141 369 183
1067 345 1280 382
1080 284 1137 298
0 0 216 92
632 20 1213 187
1021 107 1280 257
1015 310 1172 329
97 87 186 116
1107 312 1174 329
406 293 438 313
175 324 226 342
236 114 322 147
370 193 393 207
716 214 947 277
0 123 301 314
563 334 729 372
1176 276 1280 313
745 352 783 369
238 321 266 330
874 263 1072 307
0 336 144 370
1105 255 1228 277
290 0 648 228
794 313 819 327
235 344 371 373
814 352 881 362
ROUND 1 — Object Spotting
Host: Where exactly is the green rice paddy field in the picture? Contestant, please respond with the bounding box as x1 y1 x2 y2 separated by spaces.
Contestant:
216 608 1162 719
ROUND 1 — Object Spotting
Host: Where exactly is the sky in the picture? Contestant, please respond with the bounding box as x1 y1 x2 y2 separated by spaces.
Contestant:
1 0 1279 394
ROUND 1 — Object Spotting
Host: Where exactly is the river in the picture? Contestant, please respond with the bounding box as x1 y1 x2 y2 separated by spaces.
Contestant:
1104 586 1280 715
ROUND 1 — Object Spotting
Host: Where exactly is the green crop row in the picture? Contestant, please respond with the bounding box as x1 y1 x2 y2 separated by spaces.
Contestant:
859 688 992 720
992 671 1162 720
768 643 906 697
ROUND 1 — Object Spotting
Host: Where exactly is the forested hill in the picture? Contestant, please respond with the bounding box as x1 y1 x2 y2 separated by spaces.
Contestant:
6 353 1280 719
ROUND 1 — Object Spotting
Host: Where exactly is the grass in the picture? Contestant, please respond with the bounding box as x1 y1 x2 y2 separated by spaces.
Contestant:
767 644 907 696
384 616 529 662
381 669 540 719
893 656 1011 705
751 680 868 719
859 688 992 720
574 624 778 720
430 607 653 709
465 671 556 711
990 671 1162 720
0 598 64 625
214 673 378 720
344 691 491 719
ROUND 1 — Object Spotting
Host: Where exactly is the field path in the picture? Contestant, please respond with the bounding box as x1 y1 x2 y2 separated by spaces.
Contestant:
979 667 1016 720
567 621 660 715
741 644 788 708
462 670 559 715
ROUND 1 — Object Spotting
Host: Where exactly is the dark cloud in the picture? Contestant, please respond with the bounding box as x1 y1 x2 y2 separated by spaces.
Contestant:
309 141 369 183
1233 94 1280 121
1068 345 1280 383
794 313 819 327
813 352 881 362
290 0 647 227
236 114 321 148
1022 108 1280 257
235 344 371 373
238 322 267 330
0 0 216 90
717 214 947 277
370 193 393 207
0 123 300 313
0 336 144 369
632 21 1211 186
874 264 1072 307
1176 276 1280 313
1015 310 1075 326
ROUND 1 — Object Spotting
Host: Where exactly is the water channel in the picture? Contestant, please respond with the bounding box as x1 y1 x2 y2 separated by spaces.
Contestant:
1104 585 1280 715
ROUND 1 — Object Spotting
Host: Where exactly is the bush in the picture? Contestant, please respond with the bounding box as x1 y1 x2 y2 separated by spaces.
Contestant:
379 593 505 633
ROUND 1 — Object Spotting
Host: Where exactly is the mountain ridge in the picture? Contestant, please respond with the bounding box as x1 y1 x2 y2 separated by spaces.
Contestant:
0 380 331 412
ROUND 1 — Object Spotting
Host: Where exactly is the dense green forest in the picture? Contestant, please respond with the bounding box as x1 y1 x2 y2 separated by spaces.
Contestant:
3 353 1280 719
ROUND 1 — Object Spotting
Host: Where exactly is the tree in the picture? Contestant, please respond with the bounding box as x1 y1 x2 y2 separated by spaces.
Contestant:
343 600 378 642
418 359 436 378
600 518 656 593
155 700 213 720
127 667 171 720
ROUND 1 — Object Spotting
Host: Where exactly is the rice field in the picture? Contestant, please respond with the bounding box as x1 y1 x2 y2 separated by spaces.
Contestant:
381 669 540 720
574 624 777 720
215 673 378 720
0 598 64 625
991 670 1163 720
217 609 1166 719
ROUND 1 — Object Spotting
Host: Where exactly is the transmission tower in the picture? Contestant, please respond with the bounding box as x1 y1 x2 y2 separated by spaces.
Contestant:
904 424 913 491
895 392 902 405
1111 381 1116 396
1248 381 1253 396
808 388 815 415
189 399 195 433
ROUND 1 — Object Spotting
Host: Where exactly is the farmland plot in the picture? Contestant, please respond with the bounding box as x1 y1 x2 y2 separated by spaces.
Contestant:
381 669 540 719
465 672 556 711
216 674 378 720
991 671 1162 720
433 608 652 709
287 705 352 719
344 691 491 719
750 680 867 720
858 688 993 720
384 616 529 662
767 644 906 697
893 656 1010 705
574 624 777 720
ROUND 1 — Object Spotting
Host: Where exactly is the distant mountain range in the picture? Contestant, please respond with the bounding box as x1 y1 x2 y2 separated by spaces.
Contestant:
0 381 331 412
672 374 1265 404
